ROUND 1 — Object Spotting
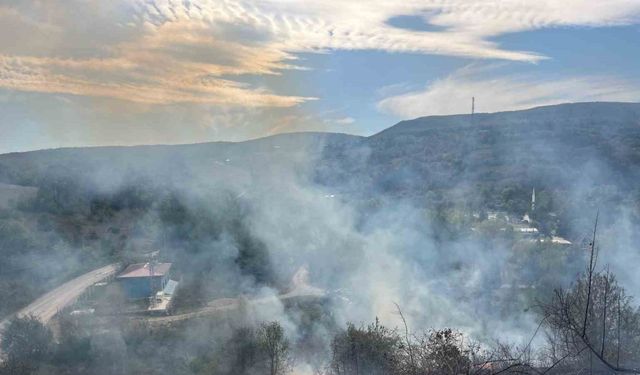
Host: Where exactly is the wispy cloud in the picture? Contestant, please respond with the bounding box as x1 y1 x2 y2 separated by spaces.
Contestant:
148 0 640 61
377 65 640 118
0 5 313 107
325 117 355 125
2 1 640 106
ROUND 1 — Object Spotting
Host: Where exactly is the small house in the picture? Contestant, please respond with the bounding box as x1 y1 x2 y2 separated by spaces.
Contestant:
116 263 172 299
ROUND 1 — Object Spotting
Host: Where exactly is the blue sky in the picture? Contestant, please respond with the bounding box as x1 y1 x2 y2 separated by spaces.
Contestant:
0 1 639 153
295 24 640 135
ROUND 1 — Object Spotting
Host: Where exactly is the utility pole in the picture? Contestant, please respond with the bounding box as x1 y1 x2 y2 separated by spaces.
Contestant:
149 253 157 306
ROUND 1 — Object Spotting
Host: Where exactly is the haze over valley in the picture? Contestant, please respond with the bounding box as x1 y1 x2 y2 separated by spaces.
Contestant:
1 102 640 373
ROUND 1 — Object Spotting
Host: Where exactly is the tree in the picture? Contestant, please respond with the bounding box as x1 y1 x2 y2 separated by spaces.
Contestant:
259 321 292 375
53 315 91 365
192 322 292 375
541 270 640 373
413 329 472 375
329 319 400 375
538 213 640 373
89 330 128 375
225 326 261 375
0 315 52 366
327 318 525 375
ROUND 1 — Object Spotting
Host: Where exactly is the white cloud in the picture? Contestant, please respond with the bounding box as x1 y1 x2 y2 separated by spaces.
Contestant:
325 117 355 125
377 66 640 118
1 1 640 106
135 0 640 61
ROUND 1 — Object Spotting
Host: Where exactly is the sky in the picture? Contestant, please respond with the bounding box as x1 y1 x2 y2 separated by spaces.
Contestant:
1 0 639 154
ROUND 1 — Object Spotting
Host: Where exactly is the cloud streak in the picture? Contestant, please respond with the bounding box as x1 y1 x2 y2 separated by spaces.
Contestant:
377 65 640 118
1 1 640 106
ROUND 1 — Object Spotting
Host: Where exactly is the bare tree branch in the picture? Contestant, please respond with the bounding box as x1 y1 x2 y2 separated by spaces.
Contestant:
582 210 599 339
601 267 609 358
394 302 416 375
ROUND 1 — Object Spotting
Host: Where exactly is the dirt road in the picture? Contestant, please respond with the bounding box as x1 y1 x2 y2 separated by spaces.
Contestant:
0 263 119 331
145 268 326 325
145 287 326 325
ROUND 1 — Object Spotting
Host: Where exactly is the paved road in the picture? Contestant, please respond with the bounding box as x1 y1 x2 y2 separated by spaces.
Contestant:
0 263 119 332
1 263 322 330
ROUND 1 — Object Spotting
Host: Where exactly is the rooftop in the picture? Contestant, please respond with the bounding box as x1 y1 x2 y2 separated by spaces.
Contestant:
117 263 171 278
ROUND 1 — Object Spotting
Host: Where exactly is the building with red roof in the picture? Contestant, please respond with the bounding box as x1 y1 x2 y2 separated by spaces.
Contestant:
116 263 172 299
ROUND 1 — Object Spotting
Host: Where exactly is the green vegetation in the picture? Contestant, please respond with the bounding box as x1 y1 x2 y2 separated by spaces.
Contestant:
192 322 291 375
1 316 52 363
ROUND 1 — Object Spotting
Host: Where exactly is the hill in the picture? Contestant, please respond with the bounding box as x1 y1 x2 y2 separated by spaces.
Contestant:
2 102 640 215
350 102 640 199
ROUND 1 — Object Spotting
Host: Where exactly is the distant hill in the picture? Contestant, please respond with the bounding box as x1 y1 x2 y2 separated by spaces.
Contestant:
0 132 360 190
1 102 639 219
351 102 640 197
376 102 640 137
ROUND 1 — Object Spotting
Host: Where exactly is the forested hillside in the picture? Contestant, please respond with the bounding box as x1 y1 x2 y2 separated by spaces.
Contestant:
2 102 640 375
3 102 640 215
